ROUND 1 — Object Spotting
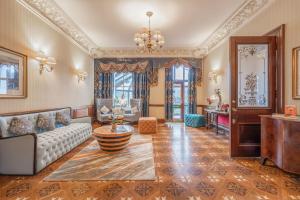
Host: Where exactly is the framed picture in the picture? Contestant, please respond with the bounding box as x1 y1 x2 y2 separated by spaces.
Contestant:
293 46 300 99
0 47 27 98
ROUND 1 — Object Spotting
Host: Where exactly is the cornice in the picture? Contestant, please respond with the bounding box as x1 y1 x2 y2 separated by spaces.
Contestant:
200 0 271 54
17 0 272 58
17 0 97 54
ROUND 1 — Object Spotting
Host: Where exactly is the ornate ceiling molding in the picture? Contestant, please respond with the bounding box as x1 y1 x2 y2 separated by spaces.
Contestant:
17 0 272 58
17 0 97 54
199 0 271 53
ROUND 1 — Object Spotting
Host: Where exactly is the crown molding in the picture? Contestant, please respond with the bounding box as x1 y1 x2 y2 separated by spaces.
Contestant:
17 0 272 58
17 0 97 54
199 0 272 54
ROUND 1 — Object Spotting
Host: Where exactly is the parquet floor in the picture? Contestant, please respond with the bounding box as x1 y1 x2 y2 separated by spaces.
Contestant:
1 123 300 200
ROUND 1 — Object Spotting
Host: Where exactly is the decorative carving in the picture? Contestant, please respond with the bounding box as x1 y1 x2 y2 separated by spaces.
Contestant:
18 0 97 53
18 0 271 57
200 0 270 53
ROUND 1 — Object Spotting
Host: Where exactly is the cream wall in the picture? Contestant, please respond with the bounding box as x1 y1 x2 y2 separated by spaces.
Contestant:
0 0 93 114
203 0 300 113
149 68 205 119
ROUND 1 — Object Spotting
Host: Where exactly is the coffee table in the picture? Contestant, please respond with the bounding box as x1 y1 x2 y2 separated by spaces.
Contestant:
93 125 134 151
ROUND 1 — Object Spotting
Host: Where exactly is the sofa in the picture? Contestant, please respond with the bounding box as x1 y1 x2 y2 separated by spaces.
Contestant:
0 108 92 175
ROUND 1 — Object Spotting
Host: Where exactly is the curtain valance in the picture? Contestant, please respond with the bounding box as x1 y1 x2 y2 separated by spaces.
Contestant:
95 57 203 86
99 61 149 73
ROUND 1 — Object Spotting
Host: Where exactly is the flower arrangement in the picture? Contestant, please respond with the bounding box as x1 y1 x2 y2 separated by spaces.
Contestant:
109 114 124 131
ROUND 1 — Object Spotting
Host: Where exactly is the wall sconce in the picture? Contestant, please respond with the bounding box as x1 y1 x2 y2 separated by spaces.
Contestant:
35 51 56 74
77 71 88 83
208 71 218 82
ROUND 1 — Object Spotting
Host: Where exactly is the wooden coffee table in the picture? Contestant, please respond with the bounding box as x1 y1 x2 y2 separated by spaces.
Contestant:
93 125 134 151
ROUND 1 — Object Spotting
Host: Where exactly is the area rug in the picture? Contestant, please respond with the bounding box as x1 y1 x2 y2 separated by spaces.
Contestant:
44 134 156 181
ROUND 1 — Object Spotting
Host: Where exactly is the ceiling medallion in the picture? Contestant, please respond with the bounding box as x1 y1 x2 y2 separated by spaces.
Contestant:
134 11 165 53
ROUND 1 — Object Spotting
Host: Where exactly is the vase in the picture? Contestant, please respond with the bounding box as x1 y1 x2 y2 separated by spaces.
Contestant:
111 123 117 132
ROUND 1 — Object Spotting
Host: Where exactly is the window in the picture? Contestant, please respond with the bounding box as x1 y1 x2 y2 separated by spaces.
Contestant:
172 65 190 120
0 64 19 94
113 72 133 107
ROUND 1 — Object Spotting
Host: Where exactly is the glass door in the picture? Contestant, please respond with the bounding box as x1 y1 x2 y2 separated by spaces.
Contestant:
173 83 184 121
172 65 190 121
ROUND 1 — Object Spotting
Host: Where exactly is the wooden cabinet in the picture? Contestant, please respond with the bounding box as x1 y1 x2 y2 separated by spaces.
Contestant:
260 115 300 174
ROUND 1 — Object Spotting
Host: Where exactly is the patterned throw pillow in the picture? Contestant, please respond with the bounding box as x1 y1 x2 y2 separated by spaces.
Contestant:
56 112 71 126
131 106 139 113
8 117 35 136
100 106 110 114
36 114 55 133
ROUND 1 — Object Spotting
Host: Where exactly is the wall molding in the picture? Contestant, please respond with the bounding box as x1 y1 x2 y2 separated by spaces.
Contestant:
17 0 273 58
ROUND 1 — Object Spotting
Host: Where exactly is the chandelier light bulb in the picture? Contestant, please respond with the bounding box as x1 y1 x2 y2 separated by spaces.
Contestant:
133 11 165 53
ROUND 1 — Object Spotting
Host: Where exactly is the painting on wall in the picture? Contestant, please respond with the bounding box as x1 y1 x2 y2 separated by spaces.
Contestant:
293 46 300 99
0 47 27 98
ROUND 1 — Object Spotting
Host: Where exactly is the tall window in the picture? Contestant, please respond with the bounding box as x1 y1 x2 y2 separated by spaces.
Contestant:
172 65 190 120
113 72 133 107
0 64 19 94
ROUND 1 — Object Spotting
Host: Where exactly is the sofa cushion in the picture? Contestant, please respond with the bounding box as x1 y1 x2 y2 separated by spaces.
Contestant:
8 117 35 136
36 114 55 133
56 112 71 126
0 108 71 138
36 123 92 172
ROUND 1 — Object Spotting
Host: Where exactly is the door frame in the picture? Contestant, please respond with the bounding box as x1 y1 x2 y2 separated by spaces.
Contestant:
265 24 285 114
230 36 277 157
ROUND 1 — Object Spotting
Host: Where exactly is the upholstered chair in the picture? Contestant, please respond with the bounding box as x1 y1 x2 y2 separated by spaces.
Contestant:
123 98 142 123
96 98 113 123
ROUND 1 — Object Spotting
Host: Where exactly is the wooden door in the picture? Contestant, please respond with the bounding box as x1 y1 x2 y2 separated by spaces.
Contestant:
230 36 276 157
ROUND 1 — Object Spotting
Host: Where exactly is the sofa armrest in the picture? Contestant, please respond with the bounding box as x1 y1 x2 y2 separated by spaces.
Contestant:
0 133 37 175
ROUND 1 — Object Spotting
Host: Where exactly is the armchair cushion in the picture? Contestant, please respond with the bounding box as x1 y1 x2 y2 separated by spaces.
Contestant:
100 105 110 114
131 106 139 113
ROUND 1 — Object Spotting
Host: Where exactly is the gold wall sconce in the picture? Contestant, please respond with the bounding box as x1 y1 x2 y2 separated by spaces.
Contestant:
208 71 218 82
35 51 56 74
77 71 88 83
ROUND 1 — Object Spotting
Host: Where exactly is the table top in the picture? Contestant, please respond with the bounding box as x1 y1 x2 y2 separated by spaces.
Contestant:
260 114 300 122
205 109 229 115
94 125 134 137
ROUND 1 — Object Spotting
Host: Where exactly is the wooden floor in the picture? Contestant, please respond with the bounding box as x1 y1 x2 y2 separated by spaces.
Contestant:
1 123 300 200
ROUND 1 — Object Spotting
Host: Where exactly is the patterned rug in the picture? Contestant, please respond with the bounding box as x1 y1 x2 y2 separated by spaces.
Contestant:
44 134 156 181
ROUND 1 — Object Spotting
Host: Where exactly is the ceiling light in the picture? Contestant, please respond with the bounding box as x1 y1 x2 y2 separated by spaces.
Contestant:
134 11 165 53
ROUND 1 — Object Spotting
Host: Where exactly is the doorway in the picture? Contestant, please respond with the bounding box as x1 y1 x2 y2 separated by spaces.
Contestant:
172 66 189 121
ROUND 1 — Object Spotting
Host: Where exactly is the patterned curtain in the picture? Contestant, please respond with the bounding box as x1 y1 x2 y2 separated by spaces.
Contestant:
95 73 112 98
189 68 197 114
133 72 150 117
165 67 174 121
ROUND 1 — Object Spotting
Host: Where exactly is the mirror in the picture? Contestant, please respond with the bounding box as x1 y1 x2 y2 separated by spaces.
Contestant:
293 46 300 99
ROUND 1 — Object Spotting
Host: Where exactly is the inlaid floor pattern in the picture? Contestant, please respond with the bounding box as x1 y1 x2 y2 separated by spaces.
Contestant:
1 123 300 200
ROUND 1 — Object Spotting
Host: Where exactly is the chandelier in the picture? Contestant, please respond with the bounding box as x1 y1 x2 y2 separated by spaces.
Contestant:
134 11 165 53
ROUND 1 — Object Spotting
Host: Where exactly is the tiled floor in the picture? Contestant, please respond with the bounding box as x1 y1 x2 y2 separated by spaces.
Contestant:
1 123 300 200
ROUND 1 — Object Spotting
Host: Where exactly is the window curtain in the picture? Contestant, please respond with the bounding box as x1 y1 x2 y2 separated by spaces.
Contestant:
133 72 150 117
165 67 174 121
95 73 112 98
188 67 197 114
